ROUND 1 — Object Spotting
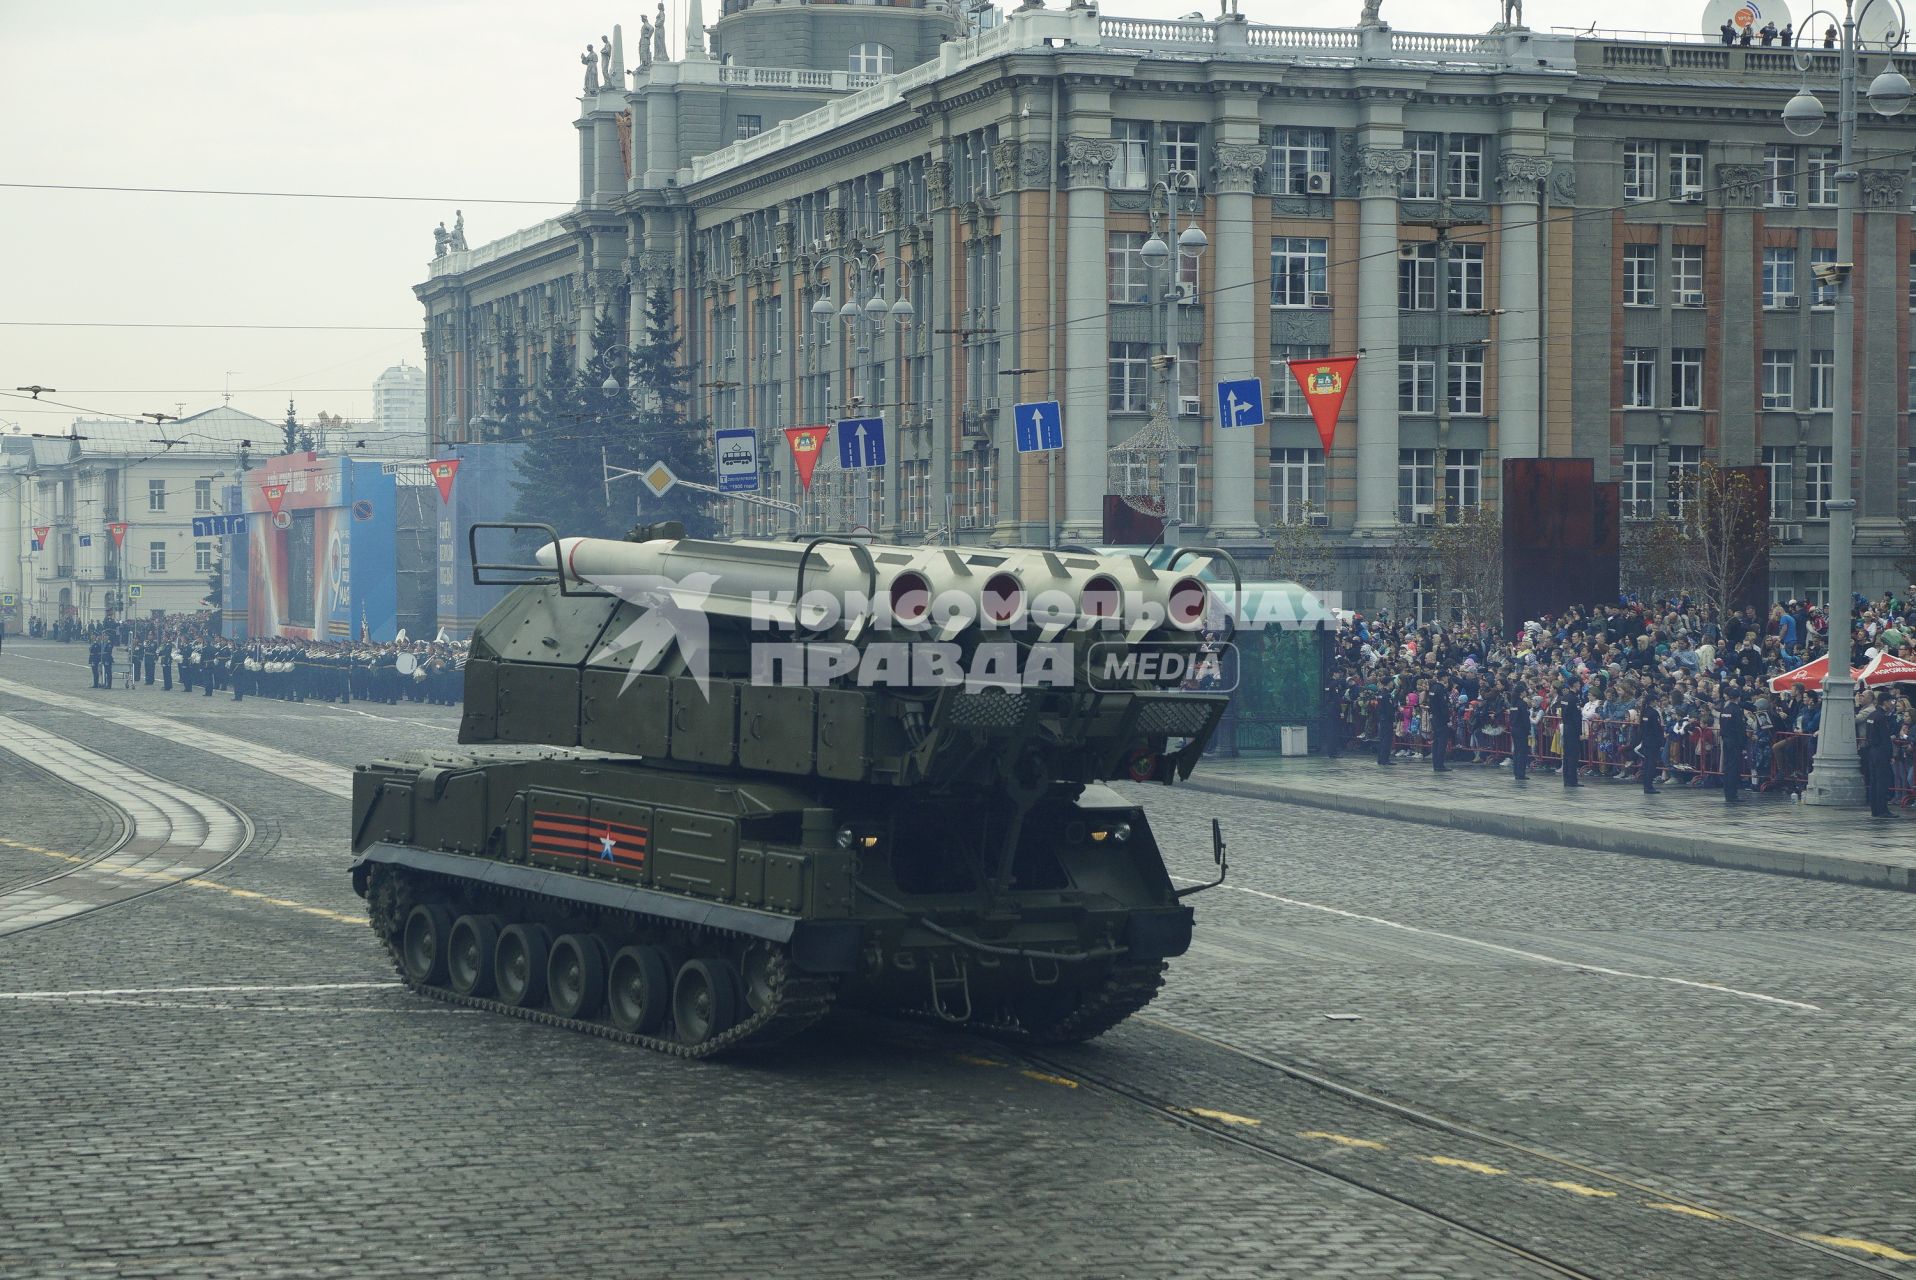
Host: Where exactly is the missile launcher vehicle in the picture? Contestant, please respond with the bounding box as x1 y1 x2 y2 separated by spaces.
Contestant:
351 523 1233 1057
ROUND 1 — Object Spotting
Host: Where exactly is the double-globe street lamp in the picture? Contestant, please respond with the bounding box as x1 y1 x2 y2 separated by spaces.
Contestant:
1135 179 1208 550
1779 2 1910 806
810 247 914 530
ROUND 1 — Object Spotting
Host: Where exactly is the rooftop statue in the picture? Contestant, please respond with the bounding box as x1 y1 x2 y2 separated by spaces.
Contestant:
581 44 600 92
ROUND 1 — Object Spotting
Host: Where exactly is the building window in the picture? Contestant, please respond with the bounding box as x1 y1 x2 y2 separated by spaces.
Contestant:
1762 247 1796 307
1398 347 1436 414
1269 237 1327 308
1667 444 1702 516
1402 133 1440 200
1265 126 1331 195
1907 250 1916 308
1623 141 1658 201
1809 349 1834 409
1761 350 1795 409
1671 348 1703 409
1398 243 1436 310
1806 146 1839 206
1177 449 1199 527
1806 445 1832 518
1270 344 1329 415
848 42 893 74
1447 135 1486 200
1448 243 1485 311
1269 447 1326 522
1672 244 1704 304
1624 347 1657 408
1442 448 1483 515
1107 232 1149 303
1398 448 1436 523
148 479 166 512
1622 444 1655 518
1763 144 1796 206
1160 123 1201 184
194 540 213 573
1623 244 1657 306
736 114 762 139
1809 246 1837 306
148 540 167 573
1107 342 1151 412
1763 445 1794 520
1109 120 1149 191
194 479 213 512
1668 142 1705 197
1447 345 1485 416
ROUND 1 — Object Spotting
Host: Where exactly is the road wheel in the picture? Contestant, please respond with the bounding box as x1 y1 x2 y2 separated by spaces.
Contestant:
740 942 781 1016
447 915 501 996
548 933 608 1019
495 923 552 1008
607 945 672 1035
401 904 454 986
672 959 739 1046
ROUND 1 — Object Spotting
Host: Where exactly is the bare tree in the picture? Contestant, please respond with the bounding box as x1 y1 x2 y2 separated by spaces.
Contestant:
1620 514 1689 603
1670 462 1774 620
1429 501 1503 624
1267 501 1338 595
1368 524 1427 622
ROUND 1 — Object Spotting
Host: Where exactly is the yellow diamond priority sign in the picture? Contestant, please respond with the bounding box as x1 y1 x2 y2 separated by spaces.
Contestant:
640 461 678 498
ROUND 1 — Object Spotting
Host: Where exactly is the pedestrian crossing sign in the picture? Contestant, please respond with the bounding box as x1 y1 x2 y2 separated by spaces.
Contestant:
0 593 16 607
127 584 144 600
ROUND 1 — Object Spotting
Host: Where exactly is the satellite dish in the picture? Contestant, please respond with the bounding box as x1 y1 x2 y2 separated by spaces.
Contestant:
1700 0 1791 36
1856 4 1907 47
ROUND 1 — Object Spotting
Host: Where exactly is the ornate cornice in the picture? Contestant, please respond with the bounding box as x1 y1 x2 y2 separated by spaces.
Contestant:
1063 137 1117 188
1860 168 1907 210
926 158 953 209
1351 146 1412 197
1212 142 1266 196
1716 163 1764 208
991 139 1024 192
1495 152 1551 201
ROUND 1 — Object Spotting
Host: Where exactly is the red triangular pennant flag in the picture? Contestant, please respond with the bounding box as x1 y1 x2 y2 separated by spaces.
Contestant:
1287 356 1360 455
107 522 130 549
783 424 831 491
261 482 288 516
31 525 50 550
427 458 460 504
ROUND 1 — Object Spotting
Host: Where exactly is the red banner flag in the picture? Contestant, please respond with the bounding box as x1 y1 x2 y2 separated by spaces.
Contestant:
261 482 289 516
427 458 460 504
1286 356 1360 455
107 522 130 548
783 424 831 491
31 525 50 550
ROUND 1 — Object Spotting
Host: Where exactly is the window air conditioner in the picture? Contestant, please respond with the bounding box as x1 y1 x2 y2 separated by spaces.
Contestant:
1307 511 1330 526
1305 171 1331 195
723 346 738 360
1773 190 1798 207
1178 395 1201 416
1398 243 1421 261
1679 290 1705 307
1174 282 1199 305
1675 190 1704 204
1780 294 1800 309
1413 504 1436 526
982 395 999 411
1772 522 1804 543
1309 292 1332 309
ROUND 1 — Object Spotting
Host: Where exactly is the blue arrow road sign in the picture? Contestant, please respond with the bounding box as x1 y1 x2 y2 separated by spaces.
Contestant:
837 417 886 469
1013 400 1063 453
714 427 759 492
1217 377 1265 430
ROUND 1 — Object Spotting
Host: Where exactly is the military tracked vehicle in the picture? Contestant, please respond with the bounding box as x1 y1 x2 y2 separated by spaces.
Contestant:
351 523 1233 1057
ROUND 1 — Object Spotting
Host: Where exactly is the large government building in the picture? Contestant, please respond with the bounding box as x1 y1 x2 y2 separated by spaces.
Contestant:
415 0 1916 611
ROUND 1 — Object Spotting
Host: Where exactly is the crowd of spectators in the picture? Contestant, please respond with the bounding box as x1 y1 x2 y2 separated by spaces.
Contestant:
1329 590 1916 812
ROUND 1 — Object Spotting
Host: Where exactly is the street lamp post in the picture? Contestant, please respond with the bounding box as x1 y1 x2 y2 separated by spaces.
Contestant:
1780 2 1910 806
1137 179 1208 550
809 247 914 532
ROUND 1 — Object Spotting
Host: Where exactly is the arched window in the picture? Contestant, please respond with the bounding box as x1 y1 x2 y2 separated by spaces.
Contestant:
849 42 894 75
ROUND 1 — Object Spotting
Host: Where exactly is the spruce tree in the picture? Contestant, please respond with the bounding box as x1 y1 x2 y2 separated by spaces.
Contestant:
628 284 717 537
281 400 301 455
488 322 535 441
510 313 629 540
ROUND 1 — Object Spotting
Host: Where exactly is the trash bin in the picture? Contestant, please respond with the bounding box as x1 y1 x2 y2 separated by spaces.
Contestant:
1280 725 1309 757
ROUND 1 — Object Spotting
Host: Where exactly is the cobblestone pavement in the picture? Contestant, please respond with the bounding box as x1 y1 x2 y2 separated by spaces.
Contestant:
2 636 1913 1278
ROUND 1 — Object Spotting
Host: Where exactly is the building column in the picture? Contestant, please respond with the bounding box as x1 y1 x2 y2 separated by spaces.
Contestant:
1495 153 1550 460
1209 141 1264 539
641 72 680 188
1858 167 1907 549
1353 146 1410 534
925 155 954 536
990 136 1025 545
1060 136 1115 542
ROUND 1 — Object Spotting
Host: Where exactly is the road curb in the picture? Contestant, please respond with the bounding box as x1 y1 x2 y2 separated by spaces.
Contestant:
1184 774 1913 892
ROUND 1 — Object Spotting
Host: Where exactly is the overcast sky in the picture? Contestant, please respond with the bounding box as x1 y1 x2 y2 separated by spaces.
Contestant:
2 0 1700 437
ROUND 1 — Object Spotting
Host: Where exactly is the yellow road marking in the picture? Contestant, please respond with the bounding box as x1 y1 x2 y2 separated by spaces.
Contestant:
1 838 362 924
1298 1131 1387 1150
1020 1070 1078 1088
1528 1178 1619 1199
953 1054 1005 1068
1419 1155 1507 1176
1183 1107 1261 1128
1800 1235 1916 1261
1646 1202 1721 1220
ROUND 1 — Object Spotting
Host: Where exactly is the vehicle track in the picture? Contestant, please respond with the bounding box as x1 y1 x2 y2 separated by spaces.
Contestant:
1013 1020 1904 1280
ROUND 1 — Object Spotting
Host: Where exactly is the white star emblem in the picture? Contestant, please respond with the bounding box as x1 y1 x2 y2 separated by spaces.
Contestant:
600 834 616 860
